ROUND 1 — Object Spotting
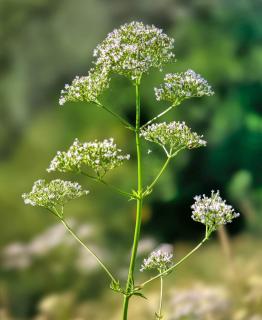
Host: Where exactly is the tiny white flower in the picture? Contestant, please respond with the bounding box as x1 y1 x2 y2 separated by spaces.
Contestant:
59 97 66 106
59 66 110 106
140 249 173 273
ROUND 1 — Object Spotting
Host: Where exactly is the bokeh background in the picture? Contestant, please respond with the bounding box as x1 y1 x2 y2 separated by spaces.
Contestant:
0 0 262 319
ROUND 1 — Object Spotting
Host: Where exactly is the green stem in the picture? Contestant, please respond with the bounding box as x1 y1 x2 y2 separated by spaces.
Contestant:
141 105 173 129
95 101 135 131
122 296 130 320
60 218 117 284
140 100 180 130
147 157 171 192
81 171 133 199
157 276 163 319
140 237 208 288
122 79 143 320
146 147 185 191
145 146 185 194
99 179 134 199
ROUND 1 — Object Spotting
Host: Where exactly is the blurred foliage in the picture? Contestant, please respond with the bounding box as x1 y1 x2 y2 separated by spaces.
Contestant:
0 0 261 318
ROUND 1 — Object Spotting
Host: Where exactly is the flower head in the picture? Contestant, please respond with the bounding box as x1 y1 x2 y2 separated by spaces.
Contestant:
22 179 89 211
93 21 175 81
191 190 240 232
140 250 173 273
155 70 214 104
59 66 110 106
47 138 130 178
140 121 206 157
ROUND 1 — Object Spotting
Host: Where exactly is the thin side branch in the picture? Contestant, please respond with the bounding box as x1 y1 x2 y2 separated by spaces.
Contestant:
147 157 171 192
139 237 208 288
141 100 180 130
145 147 185 195
157 276 164 319
81 171 133 199
60 218 118 284
95 101 135 131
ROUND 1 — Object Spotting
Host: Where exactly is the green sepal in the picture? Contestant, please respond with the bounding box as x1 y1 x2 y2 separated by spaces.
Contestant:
155 312 163 319
110 280 125 294
133 292 147 299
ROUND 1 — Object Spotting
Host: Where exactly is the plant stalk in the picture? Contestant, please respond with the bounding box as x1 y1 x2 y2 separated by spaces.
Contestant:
81 171 133 199
140 237 208 288
140 99 180 130
157 276 163 319
122 79 143 319
60 219 117 284
95 101 135 131
147 157 171 192
141 105 173 129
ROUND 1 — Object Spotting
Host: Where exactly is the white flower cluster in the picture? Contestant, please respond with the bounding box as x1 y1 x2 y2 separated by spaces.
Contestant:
94 21 175 81
22 179 89 210
191 190 240 231
59 21 175 104
47 138 130 177
140 250 173 273
59 67 110 106
140 121 206 156
155 69 214 103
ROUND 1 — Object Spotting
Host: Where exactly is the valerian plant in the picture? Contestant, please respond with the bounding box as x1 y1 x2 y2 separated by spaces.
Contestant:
22 21 239 319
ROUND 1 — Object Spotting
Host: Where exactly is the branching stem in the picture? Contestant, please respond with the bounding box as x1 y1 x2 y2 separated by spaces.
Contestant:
139 237 208 288
81 171 133 199
141 100 180 130
95 101 135 131
147 156 171 192
59 218 117 284
122 79 143 320
145 147 185 195
157 276 164 319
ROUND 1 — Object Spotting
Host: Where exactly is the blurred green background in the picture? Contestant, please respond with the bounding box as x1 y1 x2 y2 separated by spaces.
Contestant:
0 0 262 319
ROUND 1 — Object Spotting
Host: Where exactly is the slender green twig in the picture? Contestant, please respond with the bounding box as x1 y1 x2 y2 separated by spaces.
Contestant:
156 276 164 319
147 156 171 192
162 145 170 158
141 105 173 129
100 179 134 198
95 101 135 131
122 78 143 320
81 171 133 199
139 237 208 288
205 224 209 239
60 218 118 284
141 100 180 130
145 147 185 194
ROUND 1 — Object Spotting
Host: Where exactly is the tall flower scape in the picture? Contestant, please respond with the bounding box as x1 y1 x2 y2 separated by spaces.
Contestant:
23 22 239 319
